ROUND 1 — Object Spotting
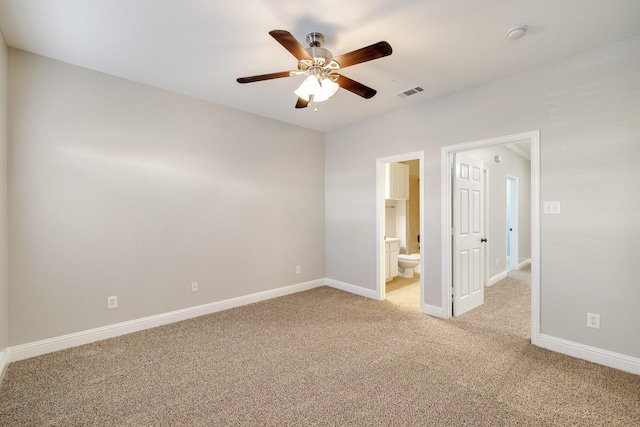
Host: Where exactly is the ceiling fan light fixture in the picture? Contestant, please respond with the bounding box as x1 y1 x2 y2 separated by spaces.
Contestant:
237 30 392 108
294 75 339 103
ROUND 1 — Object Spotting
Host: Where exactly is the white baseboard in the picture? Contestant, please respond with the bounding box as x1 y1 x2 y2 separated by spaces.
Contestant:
326 279 447 319
9 279 325 363
518 258 531 269
325 278 380 300
538 334 640 376
488 271 508 286
422 304 445 318
488 259 532 287
7 280 638 380
0 350 8 383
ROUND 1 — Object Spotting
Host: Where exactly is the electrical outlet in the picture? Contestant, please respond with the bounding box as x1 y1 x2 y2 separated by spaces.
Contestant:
296 265 301 274
107 295 118 310
587 312 600 329
191 282 199 293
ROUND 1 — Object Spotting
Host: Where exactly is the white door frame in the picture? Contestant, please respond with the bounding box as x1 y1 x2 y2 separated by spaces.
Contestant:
483 168 490 288
440 131 540 345
506 175 519 271
376 151 425 309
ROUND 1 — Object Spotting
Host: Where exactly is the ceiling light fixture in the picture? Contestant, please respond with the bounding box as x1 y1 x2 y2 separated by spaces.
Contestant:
506 26 527 41
294 75 339 103
237 30 392 109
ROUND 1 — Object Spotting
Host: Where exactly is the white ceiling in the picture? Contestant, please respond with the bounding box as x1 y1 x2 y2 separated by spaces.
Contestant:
1 0 640 132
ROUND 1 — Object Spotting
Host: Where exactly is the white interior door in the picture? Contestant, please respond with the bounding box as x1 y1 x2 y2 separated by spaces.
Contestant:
453 153 485 316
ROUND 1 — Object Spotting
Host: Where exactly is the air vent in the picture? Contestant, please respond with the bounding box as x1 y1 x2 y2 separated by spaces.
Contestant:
395 86 425 98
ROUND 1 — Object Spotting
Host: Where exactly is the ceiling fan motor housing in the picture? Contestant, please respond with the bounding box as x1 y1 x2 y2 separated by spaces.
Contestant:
300 32 338 70
306 32 324 47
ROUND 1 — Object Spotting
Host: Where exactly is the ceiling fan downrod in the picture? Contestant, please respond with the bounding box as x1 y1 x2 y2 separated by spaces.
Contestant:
306 32 325 47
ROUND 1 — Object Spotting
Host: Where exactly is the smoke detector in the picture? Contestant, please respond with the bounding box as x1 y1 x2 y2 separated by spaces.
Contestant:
506 26 527 41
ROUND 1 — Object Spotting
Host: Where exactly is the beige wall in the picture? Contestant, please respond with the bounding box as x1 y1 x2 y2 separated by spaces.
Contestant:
325 36 640 359
0 31 8 356
7 49 326 346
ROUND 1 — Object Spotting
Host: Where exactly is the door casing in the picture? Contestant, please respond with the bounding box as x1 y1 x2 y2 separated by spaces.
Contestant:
376 151 424 308
440 131 540 345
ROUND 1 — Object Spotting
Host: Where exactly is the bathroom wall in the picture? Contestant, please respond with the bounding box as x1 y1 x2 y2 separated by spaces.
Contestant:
7 49 326 346
384 200 397 238
395 200 407 251
384 200 407 250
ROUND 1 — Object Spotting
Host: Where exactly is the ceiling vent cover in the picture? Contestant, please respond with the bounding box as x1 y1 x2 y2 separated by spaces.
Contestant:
396 86 425 98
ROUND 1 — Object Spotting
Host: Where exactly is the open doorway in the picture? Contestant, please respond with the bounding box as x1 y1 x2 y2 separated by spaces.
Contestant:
376 151 424 311
441 131 540 345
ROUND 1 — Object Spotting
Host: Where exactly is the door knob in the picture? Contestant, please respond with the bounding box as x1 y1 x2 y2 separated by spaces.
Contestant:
480 238 487 243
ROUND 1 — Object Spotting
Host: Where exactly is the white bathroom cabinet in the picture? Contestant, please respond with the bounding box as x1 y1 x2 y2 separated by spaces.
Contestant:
385 162 409 200
385 239 400 281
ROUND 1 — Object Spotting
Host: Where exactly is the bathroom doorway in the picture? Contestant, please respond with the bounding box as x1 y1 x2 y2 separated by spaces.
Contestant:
376 151 424 311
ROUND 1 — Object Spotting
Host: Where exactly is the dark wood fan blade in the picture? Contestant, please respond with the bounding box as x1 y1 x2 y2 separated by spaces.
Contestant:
237 71 292 84
269 30 312 60
295 97 309 109
335 74 377 99
333 41 392 68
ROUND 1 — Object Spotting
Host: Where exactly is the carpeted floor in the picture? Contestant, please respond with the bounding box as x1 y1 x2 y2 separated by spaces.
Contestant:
1 268 639 426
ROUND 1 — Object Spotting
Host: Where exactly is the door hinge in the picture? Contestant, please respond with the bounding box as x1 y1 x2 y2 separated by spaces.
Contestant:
451 227 455 236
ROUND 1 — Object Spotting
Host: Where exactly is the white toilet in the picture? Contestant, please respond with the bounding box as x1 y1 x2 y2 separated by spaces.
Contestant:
398 253 420 278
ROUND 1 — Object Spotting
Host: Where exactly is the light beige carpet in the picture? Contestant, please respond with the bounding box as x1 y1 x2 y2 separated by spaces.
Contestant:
1 269 639 426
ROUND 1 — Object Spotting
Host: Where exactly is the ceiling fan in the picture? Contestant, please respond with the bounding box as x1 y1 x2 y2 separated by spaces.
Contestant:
236 30 392 109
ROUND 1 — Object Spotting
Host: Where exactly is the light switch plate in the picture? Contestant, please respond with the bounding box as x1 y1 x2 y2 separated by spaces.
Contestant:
543 201 561 214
